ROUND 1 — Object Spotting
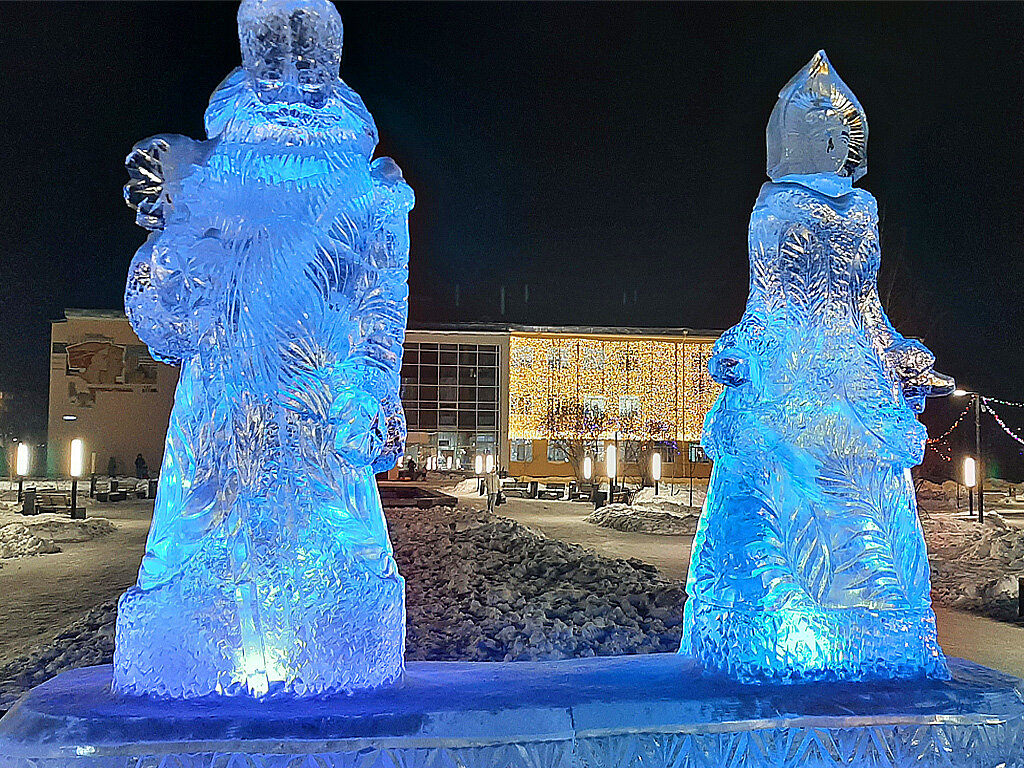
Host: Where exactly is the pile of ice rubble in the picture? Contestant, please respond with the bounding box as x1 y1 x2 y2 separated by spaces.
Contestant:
0 504 684 708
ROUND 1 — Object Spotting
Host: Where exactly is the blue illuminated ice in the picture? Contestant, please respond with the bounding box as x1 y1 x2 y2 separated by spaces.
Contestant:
115 0 412 699
680 51 955 684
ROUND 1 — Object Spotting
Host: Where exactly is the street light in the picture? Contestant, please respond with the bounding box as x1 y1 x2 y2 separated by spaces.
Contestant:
474 454 483 475
652 451 661 496
607 444 617 498
583 456 593 481
952 389 984 523
69 439 85 519
964 456 977 518
15 443 29 502
485 454 494 474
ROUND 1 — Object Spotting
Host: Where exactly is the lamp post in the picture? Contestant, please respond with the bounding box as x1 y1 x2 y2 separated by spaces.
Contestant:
953 389 984 523
69 438 85 519
607 444 617 500
964 456 977 518
15 443 29 502
652 451 661 496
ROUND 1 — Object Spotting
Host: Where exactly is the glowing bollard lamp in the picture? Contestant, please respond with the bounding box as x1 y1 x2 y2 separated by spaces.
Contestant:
15 443 29 503
69 439 85 520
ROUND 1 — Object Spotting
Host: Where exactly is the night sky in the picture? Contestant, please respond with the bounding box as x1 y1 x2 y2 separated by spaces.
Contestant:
1 2 1023 473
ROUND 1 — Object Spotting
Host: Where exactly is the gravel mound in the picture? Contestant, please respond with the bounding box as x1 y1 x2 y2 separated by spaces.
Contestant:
0 505 684 708
0 523 61 560
585 504 699 535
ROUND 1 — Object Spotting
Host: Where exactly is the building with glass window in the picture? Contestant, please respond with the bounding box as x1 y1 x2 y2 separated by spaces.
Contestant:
47 313 721 481
403 325 721 481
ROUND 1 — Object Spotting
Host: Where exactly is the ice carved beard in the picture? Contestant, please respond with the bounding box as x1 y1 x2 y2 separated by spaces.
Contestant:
205 68 377 159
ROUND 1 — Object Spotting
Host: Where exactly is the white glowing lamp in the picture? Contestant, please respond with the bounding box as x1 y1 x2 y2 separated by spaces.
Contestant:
474 454 484 475
607 444 617 480
485 454 494 473
16 443 30 477
69 439 85 478
446 455 453 470
583 456 593 480
964 457 977 489
952 389 969 397
652 451 662 481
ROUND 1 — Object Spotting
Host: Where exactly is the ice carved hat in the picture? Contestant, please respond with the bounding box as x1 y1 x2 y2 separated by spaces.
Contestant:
766 50 868 182
237 0 344 106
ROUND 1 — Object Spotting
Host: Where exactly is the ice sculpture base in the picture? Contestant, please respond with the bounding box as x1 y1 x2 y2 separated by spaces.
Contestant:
2 655 1023 768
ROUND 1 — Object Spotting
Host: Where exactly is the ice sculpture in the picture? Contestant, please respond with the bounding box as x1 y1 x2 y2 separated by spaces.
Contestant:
680 51 955 684
114 0 413 699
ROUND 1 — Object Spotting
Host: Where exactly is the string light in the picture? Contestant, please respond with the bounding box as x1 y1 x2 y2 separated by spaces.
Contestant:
925 402 971 445
982 401 1024 448
982 396 1024 408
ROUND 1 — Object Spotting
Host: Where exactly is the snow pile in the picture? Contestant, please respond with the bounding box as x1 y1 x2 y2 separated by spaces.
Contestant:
20 515 116 544
924 511 1024 620
443 478 481 496
0 523 60 560
0 505 684 707
584 504 699 535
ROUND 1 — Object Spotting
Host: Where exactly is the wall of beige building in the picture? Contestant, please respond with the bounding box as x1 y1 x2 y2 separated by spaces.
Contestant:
47 310 178 478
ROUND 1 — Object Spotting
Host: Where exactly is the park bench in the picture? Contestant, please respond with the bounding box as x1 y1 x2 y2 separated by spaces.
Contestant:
569 482 598 502
36 492 71 514
502 480 537 499
538 483 566 500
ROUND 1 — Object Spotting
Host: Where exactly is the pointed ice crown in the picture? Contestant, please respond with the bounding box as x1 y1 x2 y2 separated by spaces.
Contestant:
766 50 868 182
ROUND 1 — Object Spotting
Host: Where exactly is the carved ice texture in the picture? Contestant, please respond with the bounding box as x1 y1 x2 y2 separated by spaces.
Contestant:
680 52 955 684
115 0 413 699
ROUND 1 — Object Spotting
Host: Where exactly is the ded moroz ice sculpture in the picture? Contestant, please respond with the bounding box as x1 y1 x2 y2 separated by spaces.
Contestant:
115 0 413 698
680 51 955 684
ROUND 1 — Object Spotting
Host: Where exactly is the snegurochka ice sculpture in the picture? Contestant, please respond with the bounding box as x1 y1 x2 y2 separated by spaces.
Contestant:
115 0 413 698
680 51 955 684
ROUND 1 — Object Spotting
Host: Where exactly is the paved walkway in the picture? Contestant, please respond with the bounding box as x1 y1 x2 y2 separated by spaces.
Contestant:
0 501 152 667
456 491 1024 679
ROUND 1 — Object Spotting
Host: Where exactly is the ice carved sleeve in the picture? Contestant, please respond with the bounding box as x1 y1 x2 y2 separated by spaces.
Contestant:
335 157 413 472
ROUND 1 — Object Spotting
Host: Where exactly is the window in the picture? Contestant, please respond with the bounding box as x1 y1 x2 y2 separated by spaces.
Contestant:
623 440 641 464
583 396 606 424
655 440 676 463
511 440 533 462
619 395 640 421
689 443 710 464
511 349 533 367
547 347 569 370
582 348 606 370
547 441 570 463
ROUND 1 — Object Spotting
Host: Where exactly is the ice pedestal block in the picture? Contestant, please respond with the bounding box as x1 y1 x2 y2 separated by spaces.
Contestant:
680 51 955 683
2 655 1024 767
116 0 413 698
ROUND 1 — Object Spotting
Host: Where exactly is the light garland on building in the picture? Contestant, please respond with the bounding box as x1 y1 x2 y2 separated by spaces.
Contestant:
507 333 720 443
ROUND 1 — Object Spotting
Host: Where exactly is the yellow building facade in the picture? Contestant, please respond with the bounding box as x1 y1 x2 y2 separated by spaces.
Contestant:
505 328 721 480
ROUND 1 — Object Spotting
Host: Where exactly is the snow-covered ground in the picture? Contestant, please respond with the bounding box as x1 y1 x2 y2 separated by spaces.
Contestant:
0 504 683 708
